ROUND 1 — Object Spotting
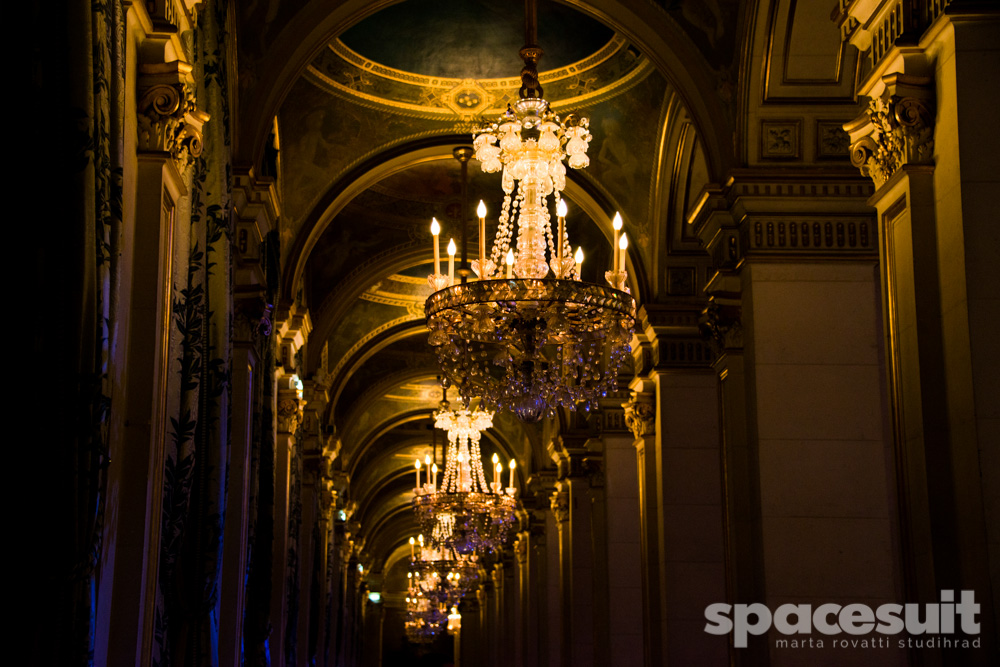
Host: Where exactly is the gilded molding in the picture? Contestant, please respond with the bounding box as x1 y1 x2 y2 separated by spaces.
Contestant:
847 82 934 189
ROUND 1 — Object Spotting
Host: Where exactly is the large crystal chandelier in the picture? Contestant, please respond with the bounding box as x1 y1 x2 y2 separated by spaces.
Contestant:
412 389 517 555
425 0 635 422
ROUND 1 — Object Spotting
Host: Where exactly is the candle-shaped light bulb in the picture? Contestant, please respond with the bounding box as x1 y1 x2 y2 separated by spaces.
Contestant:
556 199 568 218
505 248 514 279
431 462 438 491
409 536 415 559
418 534 424 546
477 200 487 275
424 454 431 468
575 246 584 279
509 459 516 490
496 462 503 492
447 238 456 284
612 212 623 274
415 459 421 490
492 452 499 465
619 233 628 273
431 218 441 275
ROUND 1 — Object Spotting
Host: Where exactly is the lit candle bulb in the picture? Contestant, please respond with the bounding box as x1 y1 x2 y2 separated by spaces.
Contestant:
477 200 487 275
447 238 456 284
619 233 628 274
431 462 438 491
506 248 514 279
492 453 500 491
612 212 623 272
496 462 503 493
575 246 584 279
556 199 567 274
509 459 516 490
409 536 415 559
414 458 421 490
431 218 441 275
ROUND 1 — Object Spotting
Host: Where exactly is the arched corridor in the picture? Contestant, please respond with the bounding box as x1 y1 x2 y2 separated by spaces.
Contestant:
29 1 998 665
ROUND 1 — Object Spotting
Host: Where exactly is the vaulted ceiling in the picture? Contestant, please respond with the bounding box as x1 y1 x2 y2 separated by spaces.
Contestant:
235 0 741 599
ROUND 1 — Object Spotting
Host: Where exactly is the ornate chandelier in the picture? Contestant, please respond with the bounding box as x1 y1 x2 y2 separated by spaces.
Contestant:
425 0 635 422
412 390 517 555
408 533 481 608
404 586 447 643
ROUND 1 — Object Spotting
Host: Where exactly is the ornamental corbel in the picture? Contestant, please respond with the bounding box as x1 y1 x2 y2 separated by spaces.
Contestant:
137 62 210 170
845 74 934 189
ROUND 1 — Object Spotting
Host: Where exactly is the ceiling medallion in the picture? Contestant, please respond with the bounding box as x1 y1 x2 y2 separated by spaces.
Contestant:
412 389 517 555
424 0 636 422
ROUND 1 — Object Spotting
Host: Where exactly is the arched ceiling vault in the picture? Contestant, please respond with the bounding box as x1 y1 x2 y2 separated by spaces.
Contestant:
244 0 739 610
236 0 735 179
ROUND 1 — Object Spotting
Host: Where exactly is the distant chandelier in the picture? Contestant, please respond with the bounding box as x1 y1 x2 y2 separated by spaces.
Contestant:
412 389 517 555
404 586 447 643
408 533 481 608
425 0 635 422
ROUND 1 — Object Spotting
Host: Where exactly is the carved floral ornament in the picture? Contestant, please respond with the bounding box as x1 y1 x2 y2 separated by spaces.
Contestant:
845 81 934 189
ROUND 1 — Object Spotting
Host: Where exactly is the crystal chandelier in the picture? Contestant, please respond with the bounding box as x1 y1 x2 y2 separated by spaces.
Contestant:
408 533 481 608
404 587 447 643
425 0 635 422
412 389 517 555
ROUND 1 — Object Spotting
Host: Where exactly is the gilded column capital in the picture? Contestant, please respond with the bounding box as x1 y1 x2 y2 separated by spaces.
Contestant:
513 532 529 564
276 395 302 435
845 75 935 189
622 391 655 440
233 295 273 345
699 294 743 353
550 490 570 523
136 62 209 170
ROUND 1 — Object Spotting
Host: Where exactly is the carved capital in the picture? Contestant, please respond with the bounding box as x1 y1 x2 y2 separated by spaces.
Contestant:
137 61 210 170
276 397 301 434
513 532 529 564
622 391 655 439
234 296 273 344
550 490 569 523
846 76 934 189
699 296 743 352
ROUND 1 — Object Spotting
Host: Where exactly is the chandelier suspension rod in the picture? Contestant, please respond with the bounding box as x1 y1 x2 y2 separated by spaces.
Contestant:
519 0 543 99
454 146 473 282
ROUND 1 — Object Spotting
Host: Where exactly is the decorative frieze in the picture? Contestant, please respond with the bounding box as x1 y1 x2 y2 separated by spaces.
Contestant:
746 217 876 254
846 76 935 188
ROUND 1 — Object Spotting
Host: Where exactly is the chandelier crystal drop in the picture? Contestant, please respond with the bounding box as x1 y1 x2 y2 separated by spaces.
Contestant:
412 395 517 556
424 0 636 422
